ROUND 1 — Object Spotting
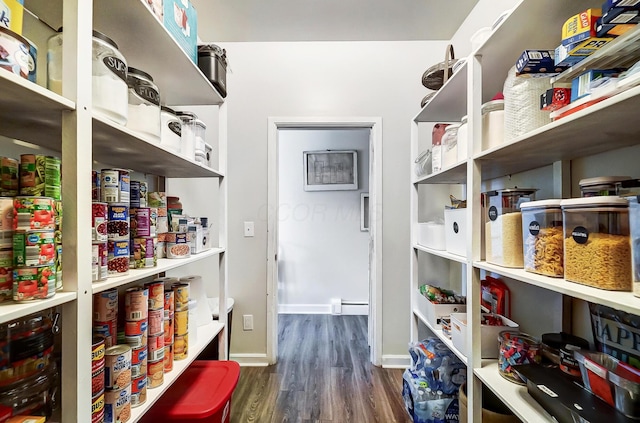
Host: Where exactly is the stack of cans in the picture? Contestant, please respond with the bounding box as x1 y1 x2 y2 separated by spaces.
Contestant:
94 289 118 348
104 344 132 423
172 282 189 361
124 287 148 408
163 287 175 372
148 192 168 258
101 169 130 278
0 196 13 302
91 337 106 423
92 202 108 282
145 280 165 389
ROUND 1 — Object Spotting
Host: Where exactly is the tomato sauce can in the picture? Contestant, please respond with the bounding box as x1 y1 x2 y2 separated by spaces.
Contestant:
174 334 188 361
0 159 18 197
0 197 14 232
13 196 55 231
92 337 106 396
131 346 147 379
92 242 108 282
94 289 118 321
92 390 105 423
163 343 174 373
13 264 55 301
12 230 55 267
101 168 130 204
104 384 131 423
105 345 132 391
147 334 165 362
0 249 12 302
92 202 108 242
92 170 101 201
172 283 189 312
124 320 148 349
144 280 164 310
124 287 148 321
94 320 117 349
164 312 174 344
107 240 129 276
130 374 147 408
147 359 164 389
107 204 129 241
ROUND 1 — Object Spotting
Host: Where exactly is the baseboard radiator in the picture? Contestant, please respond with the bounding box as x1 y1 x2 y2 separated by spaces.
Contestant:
331 298 368 315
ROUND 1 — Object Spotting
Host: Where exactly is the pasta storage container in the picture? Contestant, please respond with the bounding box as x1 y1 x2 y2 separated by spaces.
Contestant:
481 100 504 150
561 196 631 291
579 176 631 197
520 199 564 277
628 196 640 297
485 188 537 268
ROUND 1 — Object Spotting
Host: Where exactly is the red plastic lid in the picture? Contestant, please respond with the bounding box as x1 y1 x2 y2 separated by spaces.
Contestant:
149 361 240 418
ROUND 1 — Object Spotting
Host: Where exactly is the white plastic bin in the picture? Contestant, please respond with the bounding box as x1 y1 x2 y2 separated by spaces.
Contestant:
444 208 467 257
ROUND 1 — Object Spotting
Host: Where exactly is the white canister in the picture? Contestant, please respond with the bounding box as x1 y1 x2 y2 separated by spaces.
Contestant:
442 124 459 169
193 119 207 164
160 106 182 153
457 115 468 162
126 67 161 140
177 112 197 161
481 100 505 150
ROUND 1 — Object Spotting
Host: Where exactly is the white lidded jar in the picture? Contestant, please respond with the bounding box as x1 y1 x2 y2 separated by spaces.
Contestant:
47 29 128 125
481 99 504 150
126 67 161 140
193 119 207 165
176 111 197 161
160 106 182 153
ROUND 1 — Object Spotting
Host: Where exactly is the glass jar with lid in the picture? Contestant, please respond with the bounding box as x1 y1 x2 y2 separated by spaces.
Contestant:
441 124 460 169
193 119 207 164
176 111 197 160
126 67 161 140
481 99 505 150
47 29 128 125
520 199 564 277
160 106 182 153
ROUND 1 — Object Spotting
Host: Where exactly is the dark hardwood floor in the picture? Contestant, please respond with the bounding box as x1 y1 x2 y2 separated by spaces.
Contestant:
230 314 411 423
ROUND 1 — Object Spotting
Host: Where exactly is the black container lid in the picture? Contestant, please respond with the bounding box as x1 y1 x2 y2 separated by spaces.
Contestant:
127 67 154 82
161 106 177 115
541 332 589 350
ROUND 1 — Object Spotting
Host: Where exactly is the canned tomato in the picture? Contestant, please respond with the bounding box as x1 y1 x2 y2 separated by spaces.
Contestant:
101 169 130 204
44 156 61 200
108 240 129 276
131 346 147 379
130 207 150 237
147 359 164 389
105 345 132 391
92 202 108 242
92 170 101 202
172 283 189 312
19 154 44 190
174 334 188 361
124 320 148 349
1 158 18 197
147 334 165 362
107 204 129 241
132 237 155 269
163 343 174 372
164 290 174 313
13 196 54 231
13 230 55 266
92 242 108 282
92 337 106 396
0 250 12 302
92 390 105 423
125 287 148 321
174 310 188 336
148 308 163 336
94 288 118 321
144 280 164 310
13 264 55 301
94 320 117 349
163 312 174 344
0 197 13 232
104 384 131 423
131 374 147 408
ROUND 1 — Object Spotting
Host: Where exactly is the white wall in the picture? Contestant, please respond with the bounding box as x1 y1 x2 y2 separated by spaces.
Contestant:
277 128 370 313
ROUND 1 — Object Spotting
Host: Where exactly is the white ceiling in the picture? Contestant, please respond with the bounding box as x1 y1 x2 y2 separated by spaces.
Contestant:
190 0 479 42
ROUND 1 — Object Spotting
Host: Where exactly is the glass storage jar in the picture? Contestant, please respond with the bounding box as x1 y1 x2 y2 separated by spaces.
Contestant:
457 115 468 163
498 331 541 385
414 150 432 177
561 196 631 291
520 199 564 277
481 99 504 150
441 124 460 169
431 123 449 174
629 196 640 297
126 67 160 140
176 111 197 161
47 29 128 125
193 119 207 165
160 106 182 153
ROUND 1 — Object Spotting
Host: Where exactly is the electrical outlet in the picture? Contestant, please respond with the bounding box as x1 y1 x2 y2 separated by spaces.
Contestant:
243 314 254 331
244 221 255 237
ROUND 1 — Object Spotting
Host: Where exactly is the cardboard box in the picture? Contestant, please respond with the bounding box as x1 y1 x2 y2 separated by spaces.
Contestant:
602 7 640 24
416 292 466 329
541 88 572 111
163 0 198 63
450 313 518 359
516 50 568 75
555 38 614 67
144 0 164 22
603 0 640 15
562 8 602 46
0 0 24 34
571 69 623 101
596 17 637 37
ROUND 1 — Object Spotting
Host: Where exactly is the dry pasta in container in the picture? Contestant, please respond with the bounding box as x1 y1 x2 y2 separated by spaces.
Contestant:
520 199 564 277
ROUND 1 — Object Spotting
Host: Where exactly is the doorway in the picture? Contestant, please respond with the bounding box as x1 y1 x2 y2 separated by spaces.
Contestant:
267 117 382 365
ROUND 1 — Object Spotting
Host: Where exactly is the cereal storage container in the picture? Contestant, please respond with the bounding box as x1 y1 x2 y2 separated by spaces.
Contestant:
561 196 631 291
484 188 537 267
520 199 564 277
628 196 640 297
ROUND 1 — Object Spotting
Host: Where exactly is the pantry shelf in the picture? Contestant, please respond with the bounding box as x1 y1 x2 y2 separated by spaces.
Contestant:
475 361 554 422
474 83 640 181
475 261 640 316
92 115 224 178
91 248 225 294
414 308 468 365
414 244 467 264
0 291 77 325
129 320 225 423
414 162 467 185
414 61 467 123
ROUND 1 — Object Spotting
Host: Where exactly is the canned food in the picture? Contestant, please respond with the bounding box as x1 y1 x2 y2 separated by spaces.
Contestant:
54 199 62 242
1 158 18 197
167 242 191 259
94 320 117 348
174 310 188 336
124 319 148 349
44 156 61 200
147 334 165 362
144 280 164 310
0 27 35 81
92 170 101 201
131 346 147 379
124 287 148 321
163 312 174 344
92 202 108 242
148 207 157 236
55 243 62 290
108 240 129 276
148 192 166 208
107 204 129 241
155 240 165 259
92 242 108 282
19 154 44 190
13 196 55 230
101 169 130 204
13 230 55 266
0 197 13 232
147 359 164 389
164 290 174 313
0 231 11 250
105 345 132 391
156 215 168 234
104 384 131 423
92 338 106 396
163 343 174 373
0 250 12 302
139 182 148 207
130 207 150 237
165 232 187 244
130 374 147 408
174 334 188 360
172 283 189 312
132 236 156 269
92 390 105 423
130 181 141 208
94 288 118 321
148 308 163 336
13 264 55 301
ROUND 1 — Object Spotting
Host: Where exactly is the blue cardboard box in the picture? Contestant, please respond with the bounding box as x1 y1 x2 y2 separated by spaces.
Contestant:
516 50 568 75
163 0 197 63
571 69 623 101
602 0 640 15
602 6 640 24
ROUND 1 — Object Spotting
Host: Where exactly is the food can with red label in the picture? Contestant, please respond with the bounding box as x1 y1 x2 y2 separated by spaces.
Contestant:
132 236 156 269
92 170 101 202
107 204 129 241
144 280 164 310
105 344 132 391
1 158 18 197
92 242 108 282
92 390 105 423
124 319 148 349
101 168 130 204
12 230 55 267
94 288 118 321
174 334 188 361
0 249 12 303
130 374 147 408
163 312 174 344
172 283 189 312
108 240 129 276
147 308 163 336
124 287 148 321
163 343 174 373
164 290 174 313
92 337 106 396
92 202 108 242
147 359 164 389
130 207 150 237
0 197 14 231
104 384 131 423
131 346 147 379
13 196 55 231
147 334 165 362
13 264 55 301
94 320 117 349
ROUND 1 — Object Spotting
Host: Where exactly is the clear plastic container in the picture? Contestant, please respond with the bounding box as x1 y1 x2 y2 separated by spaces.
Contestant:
520 199 564 277
561 196 631 291
47 29 128 125
193 119 207 165
160 106 182 153
441 124 459 169
481 99 504 150
177 111 197 161
126 67 161 140
579 176 631 197
630 196 640 297
457 115 468 162
498 331 541 385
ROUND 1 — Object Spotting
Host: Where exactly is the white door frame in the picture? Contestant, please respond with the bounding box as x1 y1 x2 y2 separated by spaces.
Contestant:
267 116 383 365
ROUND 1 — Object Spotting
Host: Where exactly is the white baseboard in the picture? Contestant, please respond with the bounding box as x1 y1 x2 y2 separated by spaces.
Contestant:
229 353 270 367
381 354 411 369
278 303 368 315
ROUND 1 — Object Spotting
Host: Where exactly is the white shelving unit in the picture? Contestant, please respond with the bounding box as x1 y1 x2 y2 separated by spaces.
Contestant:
0 1 229 421
409 0 640 421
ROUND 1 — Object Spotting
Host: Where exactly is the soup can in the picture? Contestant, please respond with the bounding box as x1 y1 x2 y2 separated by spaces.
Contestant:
163 343 174 373
92 242 108 282
92 170 101 201
13 264 55 301
131 346 147 379
124 287 148 321
92 337 106 396
1 158 18 197
13 196 55 230
92 202 108 242
148 308 163 336
92 390 105 423
132 236 156 269
107 204 129 241
129 181 141 208
94 320 117 349
163 312 174 344
101 169 130 204
144 280 164 310
147 334 165 362
107 240 129 276
164 290 174 313
130 374 147 408
105 345 132 391
172 283 189 312
104 384 131 423
124 319 148 349
12 230 55 266
94 288 118 321
147 359 164 389
174 310 188 336
174 334 188 361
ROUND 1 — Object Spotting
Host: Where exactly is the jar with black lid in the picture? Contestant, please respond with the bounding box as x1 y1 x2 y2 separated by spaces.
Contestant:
197 44 228 97
126 67 161 140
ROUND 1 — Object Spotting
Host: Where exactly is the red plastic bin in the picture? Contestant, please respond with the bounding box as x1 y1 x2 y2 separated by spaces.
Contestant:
141 360 240 423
